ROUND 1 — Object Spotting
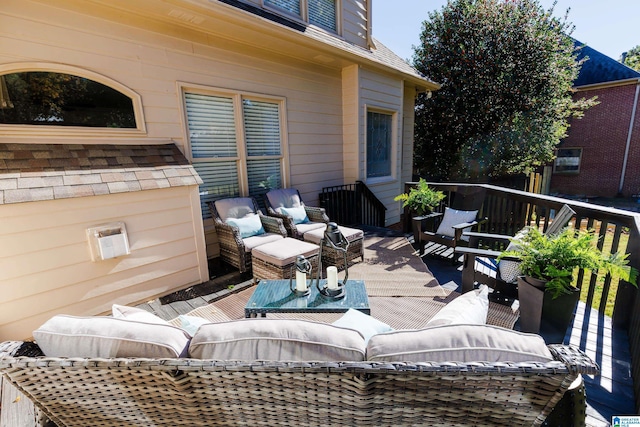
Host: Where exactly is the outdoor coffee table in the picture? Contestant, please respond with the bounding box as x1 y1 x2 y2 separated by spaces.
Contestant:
244 279 370 317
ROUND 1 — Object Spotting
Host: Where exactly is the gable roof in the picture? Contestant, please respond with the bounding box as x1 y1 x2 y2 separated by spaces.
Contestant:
574 40 640 87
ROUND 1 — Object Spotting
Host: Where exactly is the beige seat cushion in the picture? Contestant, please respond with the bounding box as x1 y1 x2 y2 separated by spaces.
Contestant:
242 233 284 252
303 225 364 244
294 221 326 235
251 237 318 266
189 318 366 361
33 315 191 358
367 324 552 363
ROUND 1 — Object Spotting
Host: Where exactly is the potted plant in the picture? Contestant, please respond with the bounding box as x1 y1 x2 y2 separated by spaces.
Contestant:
500 227 638 339
394 179 446 242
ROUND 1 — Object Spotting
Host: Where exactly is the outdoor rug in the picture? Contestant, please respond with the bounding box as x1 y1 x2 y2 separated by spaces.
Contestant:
173 235 519 330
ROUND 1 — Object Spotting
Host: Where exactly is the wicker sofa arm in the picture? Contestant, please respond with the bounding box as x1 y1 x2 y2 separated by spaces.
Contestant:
548 344 600 376
304 206 330 223
260 214 287 237
0 341 43 358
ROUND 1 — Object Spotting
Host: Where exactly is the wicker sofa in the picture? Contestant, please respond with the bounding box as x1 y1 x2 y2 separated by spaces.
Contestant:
0 318 599 427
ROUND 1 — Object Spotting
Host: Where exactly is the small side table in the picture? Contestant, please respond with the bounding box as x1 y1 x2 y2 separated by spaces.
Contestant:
245 279 370 318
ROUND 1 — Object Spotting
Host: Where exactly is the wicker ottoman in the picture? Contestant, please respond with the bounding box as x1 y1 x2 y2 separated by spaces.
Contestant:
303 225 364 270
251 237 319 282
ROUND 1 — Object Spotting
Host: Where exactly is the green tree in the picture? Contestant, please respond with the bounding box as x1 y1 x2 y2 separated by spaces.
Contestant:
412 0 594 181
621 45 640 71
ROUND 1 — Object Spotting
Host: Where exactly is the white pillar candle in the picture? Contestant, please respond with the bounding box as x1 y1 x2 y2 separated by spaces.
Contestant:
327 266 339 290
295 270 307 292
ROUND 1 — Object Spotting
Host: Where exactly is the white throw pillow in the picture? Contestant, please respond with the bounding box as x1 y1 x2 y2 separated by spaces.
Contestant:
112 304 170 325
332 309 394 344
426 285 489 327
189 318 366 361
33 315 191 358
435 207 478 238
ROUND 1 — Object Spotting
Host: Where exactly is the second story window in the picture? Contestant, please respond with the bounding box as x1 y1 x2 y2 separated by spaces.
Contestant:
264 0 337 32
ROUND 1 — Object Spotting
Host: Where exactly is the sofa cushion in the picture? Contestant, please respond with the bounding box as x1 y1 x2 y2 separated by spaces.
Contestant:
332 309 394 344
426 285 489 327
367 324 552 363
189 318 366 361
178 315 212 337
33 315 191 358
112 304 170 325
435 207 478 239
303 225 363 244
281 206 309 224
294 222 327 235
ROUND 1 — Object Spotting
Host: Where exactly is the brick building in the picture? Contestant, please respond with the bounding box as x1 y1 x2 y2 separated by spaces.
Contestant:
550 42 640 198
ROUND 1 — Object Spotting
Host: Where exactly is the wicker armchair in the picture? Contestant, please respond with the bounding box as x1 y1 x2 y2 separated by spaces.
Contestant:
209 197 287 273
264 188 329 239
0 340 598 426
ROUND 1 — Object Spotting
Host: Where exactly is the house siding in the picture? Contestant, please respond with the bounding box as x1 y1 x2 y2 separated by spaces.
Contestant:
359 67 404 225
0 187 206 340
551 84 640 197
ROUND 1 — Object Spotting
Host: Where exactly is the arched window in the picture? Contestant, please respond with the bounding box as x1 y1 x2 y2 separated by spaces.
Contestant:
0 71 135 128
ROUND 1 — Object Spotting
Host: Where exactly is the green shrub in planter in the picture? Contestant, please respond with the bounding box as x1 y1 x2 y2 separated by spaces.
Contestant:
394 179 446 216
500 227 638 299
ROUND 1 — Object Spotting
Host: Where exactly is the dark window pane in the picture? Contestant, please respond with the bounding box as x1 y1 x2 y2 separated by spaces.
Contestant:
366 111 392 178
555 148 582 173
0 72 136 128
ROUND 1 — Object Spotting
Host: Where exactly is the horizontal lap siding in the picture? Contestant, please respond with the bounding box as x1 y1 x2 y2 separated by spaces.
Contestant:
360 68 404 225
0 187 206 340
1 1 345 245
342 0 369 49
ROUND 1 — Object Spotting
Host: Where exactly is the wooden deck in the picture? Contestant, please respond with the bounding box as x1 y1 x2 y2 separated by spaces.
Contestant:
1 229 632 426
136 228 632 426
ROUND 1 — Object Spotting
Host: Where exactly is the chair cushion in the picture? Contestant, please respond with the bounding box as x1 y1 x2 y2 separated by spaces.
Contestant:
226 214 265 238
266 188 303 214
497 227 529 283
251 237 318 266
214 197 256 222
242 233 285 252
33 315 191 358
426 285 489 327
367 324 553 363
303 225 364 244
332 309 394 344
295 221 327 235
189 318 366 361
435 207 478 238
281 206 309 224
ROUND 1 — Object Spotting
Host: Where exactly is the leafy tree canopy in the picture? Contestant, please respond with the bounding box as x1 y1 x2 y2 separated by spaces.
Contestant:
412 0 595 181
621 45 640 71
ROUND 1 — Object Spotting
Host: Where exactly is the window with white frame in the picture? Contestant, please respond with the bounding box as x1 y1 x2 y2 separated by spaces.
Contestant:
184 89 286 218
554 148 582 174
366 110 394 180
264 0 337 32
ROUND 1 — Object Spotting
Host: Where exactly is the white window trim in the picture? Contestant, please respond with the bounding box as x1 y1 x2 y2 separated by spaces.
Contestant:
261 0 342 35
178 81 290 198
0 62 146 137
364 105 398 185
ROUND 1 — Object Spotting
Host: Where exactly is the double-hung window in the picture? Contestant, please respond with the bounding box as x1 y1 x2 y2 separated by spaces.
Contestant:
184 89 286 218
366 110 394 180
264 0 337 32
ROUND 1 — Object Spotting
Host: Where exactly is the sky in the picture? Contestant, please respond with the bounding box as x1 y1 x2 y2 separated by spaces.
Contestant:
372 0 640 63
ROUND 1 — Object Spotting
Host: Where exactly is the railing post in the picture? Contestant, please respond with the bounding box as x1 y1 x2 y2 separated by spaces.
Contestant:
616 216 640 329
